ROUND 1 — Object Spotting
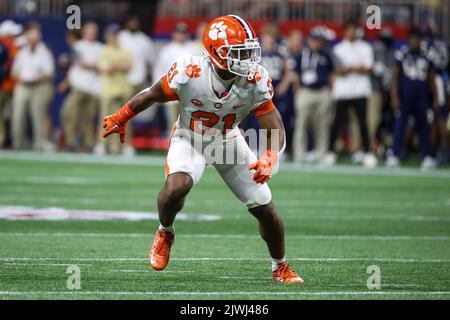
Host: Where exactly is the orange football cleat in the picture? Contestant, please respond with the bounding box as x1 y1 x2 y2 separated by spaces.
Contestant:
148 229 175 271
272 262 304 284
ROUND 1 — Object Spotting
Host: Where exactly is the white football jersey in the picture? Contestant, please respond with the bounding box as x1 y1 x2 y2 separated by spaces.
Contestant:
161 55 275 135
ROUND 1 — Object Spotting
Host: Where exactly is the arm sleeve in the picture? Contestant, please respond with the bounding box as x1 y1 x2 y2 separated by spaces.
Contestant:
252 66 275 117
160 56 190 101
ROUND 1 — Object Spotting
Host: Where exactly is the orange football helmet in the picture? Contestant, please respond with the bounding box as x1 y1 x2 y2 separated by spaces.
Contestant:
202 15 261 77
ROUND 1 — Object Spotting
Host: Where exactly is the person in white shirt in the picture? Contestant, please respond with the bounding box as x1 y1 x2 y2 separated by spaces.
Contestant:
328 20 377 167
61 22 103 152
118 16 154 94
11 27 54 151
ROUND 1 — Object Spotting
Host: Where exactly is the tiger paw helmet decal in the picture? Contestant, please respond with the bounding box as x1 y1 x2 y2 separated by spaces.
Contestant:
208 21 228 41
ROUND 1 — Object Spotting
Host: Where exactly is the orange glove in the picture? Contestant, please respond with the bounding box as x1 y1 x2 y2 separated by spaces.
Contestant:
248 150 278 184
102 103 136 143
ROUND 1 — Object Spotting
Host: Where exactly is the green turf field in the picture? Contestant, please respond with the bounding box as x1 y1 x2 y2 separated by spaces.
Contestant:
0 151 450 299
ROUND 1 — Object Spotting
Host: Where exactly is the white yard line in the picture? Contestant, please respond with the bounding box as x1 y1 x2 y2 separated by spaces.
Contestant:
0 176 100 185
109 269 194 273
1 150 450 178
1 257 450 263
0 290 449 296
1 232 449 241
0 206 221 222
3 263 93 266
218 276 271 280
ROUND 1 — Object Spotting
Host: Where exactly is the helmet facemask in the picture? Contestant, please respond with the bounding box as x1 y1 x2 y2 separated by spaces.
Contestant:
216 38 261 77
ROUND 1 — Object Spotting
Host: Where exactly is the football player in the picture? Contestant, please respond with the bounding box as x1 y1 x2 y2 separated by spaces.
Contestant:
102 15 303 283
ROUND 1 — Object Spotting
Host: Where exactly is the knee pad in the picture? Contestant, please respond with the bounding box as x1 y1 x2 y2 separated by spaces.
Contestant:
245 184 272 209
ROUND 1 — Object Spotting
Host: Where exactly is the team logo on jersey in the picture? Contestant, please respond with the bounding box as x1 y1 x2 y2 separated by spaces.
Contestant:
191 99 203 106
185 64 201 78
214 102 223 109
208 21 228 41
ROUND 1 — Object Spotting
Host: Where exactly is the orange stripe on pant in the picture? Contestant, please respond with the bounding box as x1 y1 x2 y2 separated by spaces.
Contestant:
165 122 177 177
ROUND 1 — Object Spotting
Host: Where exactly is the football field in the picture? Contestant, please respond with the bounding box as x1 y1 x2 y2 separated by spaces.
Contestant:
0 151 450 300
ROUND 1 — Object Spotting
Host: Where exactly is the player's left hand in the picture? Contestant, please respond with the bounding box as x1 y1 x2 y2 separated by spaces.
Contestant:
102 103 136 143
103 114 126 143
248 150 278 184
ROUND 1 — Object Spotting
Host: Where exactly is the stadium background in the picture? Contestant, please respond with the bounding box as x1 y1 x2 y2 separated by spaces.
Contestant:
0 0 450 300
0 0 449 156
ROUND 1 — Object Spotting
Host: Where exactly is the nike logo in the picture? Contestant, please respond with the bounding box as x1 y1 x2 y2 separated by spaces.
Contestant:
150 254 157 265
233 104 245 109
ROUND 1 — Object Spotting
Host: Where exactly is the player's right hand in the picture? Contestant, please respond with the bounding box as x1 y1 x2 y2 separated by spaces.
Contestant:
102 103 136 143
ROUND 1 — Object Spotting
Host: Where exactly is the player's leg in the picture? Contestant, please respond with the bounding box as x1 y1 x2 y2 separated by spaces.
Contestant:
213 135 303 283
157 172 193 228
149 129 206 271
248 201 284 260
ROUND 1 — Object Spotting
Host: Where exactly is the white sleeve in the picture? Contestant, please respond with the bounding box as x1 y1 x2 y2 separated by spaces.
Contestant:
162 55 191 96
252 66 274 109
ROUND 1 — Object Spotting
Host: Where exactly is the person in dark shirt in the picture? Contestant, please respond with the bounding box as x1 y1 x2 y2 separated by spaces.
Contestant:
421 26 449 165
292 27 334 163
387 27 439 169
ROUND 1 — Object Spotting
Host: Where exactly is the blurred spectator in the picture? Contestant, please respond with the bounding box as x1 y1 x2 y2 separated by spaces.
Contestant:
0 20 22 148
328 20 376 167
190 22 208 56
369 29 395 147
118 16 155 94
421 25 450 165
387 27 438 169
259 24 294 154
95 24 133 156
292 27 334 163
153 22 194 131
61 22 103 152
371 28 396 155
282 29 303 74
284 29 303 58
11 27 55 151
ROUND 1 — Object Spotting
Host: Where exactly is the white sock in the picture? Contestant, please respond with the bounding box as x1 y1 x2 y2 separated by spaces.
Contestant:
271 257 287 272
158 224 175 234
